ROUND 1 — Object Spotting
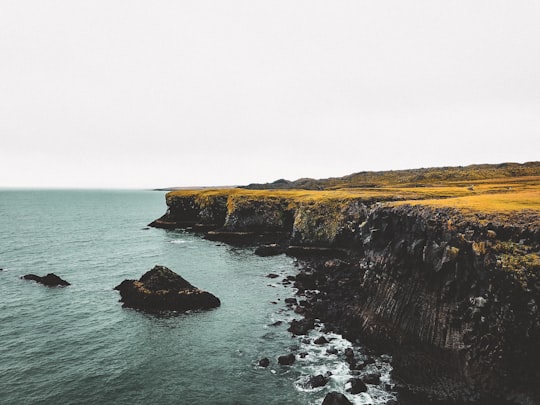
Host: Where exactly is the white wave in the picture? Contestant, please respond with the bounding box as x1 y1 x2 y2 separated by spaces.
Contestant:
291 325 397 405
168 239 189 245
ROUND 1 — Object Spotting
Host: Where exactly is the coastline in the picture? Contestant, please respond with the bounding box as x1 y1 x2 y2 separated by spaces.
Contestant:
149 167 540 405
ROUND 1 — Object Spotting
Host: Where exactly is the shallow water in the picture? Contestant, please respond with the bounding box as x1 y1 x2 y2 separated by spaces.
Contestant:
0 190 395 404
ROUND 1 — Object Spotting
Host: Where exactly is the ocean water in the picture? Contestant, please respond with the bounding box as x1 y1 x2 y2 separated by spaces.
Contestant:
0 190 395 405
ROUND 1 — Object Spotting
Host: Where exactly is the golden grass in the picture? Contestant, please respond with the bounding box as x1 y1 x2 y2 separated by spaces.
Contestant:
393 190 540 213
167 174 540 215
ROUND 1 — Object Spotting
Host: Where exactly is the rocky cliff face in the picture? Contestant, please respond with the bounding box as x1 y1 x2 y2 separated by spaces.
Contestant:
302 205 540 404
150 191 540 404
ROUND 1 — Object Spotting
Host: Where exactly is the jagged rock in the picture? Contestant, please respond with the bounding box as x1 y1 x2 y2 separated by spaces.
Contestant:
278 353 295 365
309 374 329 388
255 243 283 256
314 336 329 345
321 391 353 405
114 265 220 313
22 273 70 287
362 372 381 385
347 378 368 394
258 357 270 368
288 318 315 335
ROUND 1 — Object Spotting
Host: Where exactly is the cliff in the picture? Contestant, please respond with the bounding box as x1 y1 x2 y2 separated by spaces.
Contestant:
150 170 540 404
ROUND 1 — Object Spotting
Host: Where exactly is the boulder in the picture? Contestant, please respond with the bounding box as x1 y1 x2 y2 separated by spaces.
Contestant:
258 357 270 368
288 318 315 335
321 392 353 405
255 243 283 257
362 372 381 385
309 374 329 388
278 353 296 365
22 273 70 287
114 265 220 313
314 336 329 345
347 378 368 394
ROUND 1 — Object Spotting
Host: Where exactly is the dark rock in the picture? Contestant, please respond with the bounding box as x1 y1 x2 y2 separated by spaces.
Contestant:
114 265 220 313
266 273 280 279
321 391 353 405
288 318 315 335
385 400 398 405
344 348 355 361
309 374 329 388
327 347 339 355
269 321 283 327
258 357 270 368
255 243 283 257
299 352 309 358
314 336 329 345
347 378 368 394
22 273 70 287
362 372 381 385
285 297 298 305
278 353 295 365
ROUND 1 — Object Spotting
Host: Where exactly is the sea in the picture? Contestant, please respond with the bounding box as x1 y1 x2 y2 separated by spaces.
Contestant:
0 190 396 405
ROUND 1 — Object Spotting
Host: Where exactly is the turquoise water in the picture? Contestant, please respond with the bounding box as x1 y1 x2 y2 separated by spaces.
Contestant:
0 190 394 405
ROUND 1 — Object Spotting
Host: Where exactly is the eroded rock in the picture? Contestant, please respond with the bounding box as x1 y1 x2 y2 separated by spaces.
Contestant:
114 265 220 313
22 273 70 287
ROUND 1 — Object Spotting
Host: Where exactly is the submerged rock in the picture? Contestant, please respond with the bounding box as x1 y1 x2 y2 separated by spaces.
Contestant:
22 273 70 287
114 265 220 313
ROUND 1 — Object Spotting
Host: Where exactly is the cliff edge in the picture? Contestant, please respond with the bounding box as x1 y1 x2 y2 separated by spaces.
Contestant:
150 164 540 404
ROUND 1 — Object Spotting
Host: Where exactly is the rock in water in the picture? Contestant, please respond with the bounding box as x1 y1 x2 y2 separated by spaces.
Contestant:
114 265 220 312
22 273 70 287
321 392 353 405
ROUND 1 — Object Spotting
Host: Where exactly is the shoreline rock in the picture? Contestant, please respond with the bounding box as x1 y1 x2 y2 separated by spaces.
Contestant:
114 265 220 313
22 273 70 287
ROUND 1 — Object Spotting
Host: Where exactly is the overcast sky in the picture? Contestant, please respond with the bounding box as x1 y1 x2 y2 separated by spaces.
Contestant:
1 1 539 189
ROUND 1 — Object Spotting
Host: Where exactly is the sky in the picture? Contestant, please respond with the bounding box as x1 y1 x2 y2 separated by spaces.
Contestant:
1 1 539 189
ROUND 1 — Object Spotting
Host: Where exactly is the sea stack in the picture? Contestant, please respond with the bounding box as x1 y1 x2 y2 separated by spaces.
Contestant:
114 265 220 313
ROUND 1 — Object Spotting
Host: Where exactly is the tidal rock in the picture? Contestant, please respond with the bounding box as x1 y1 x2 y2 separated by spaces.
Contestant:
22 273 70 287
288 318 315 335
362 372 381 385
258 357 270 368
255 243 283 257
278 353 296 365
266 273 280 279
309 374 329 388
114 265 220 313
347 378 368 394
285 297 298 305
314 336 329 345
321 391 353 405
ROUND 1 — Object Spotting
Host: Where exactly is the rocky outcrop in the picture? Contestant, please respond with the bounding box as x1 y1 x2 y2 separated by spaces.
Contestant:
115 265 220 313
22 273 70 287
